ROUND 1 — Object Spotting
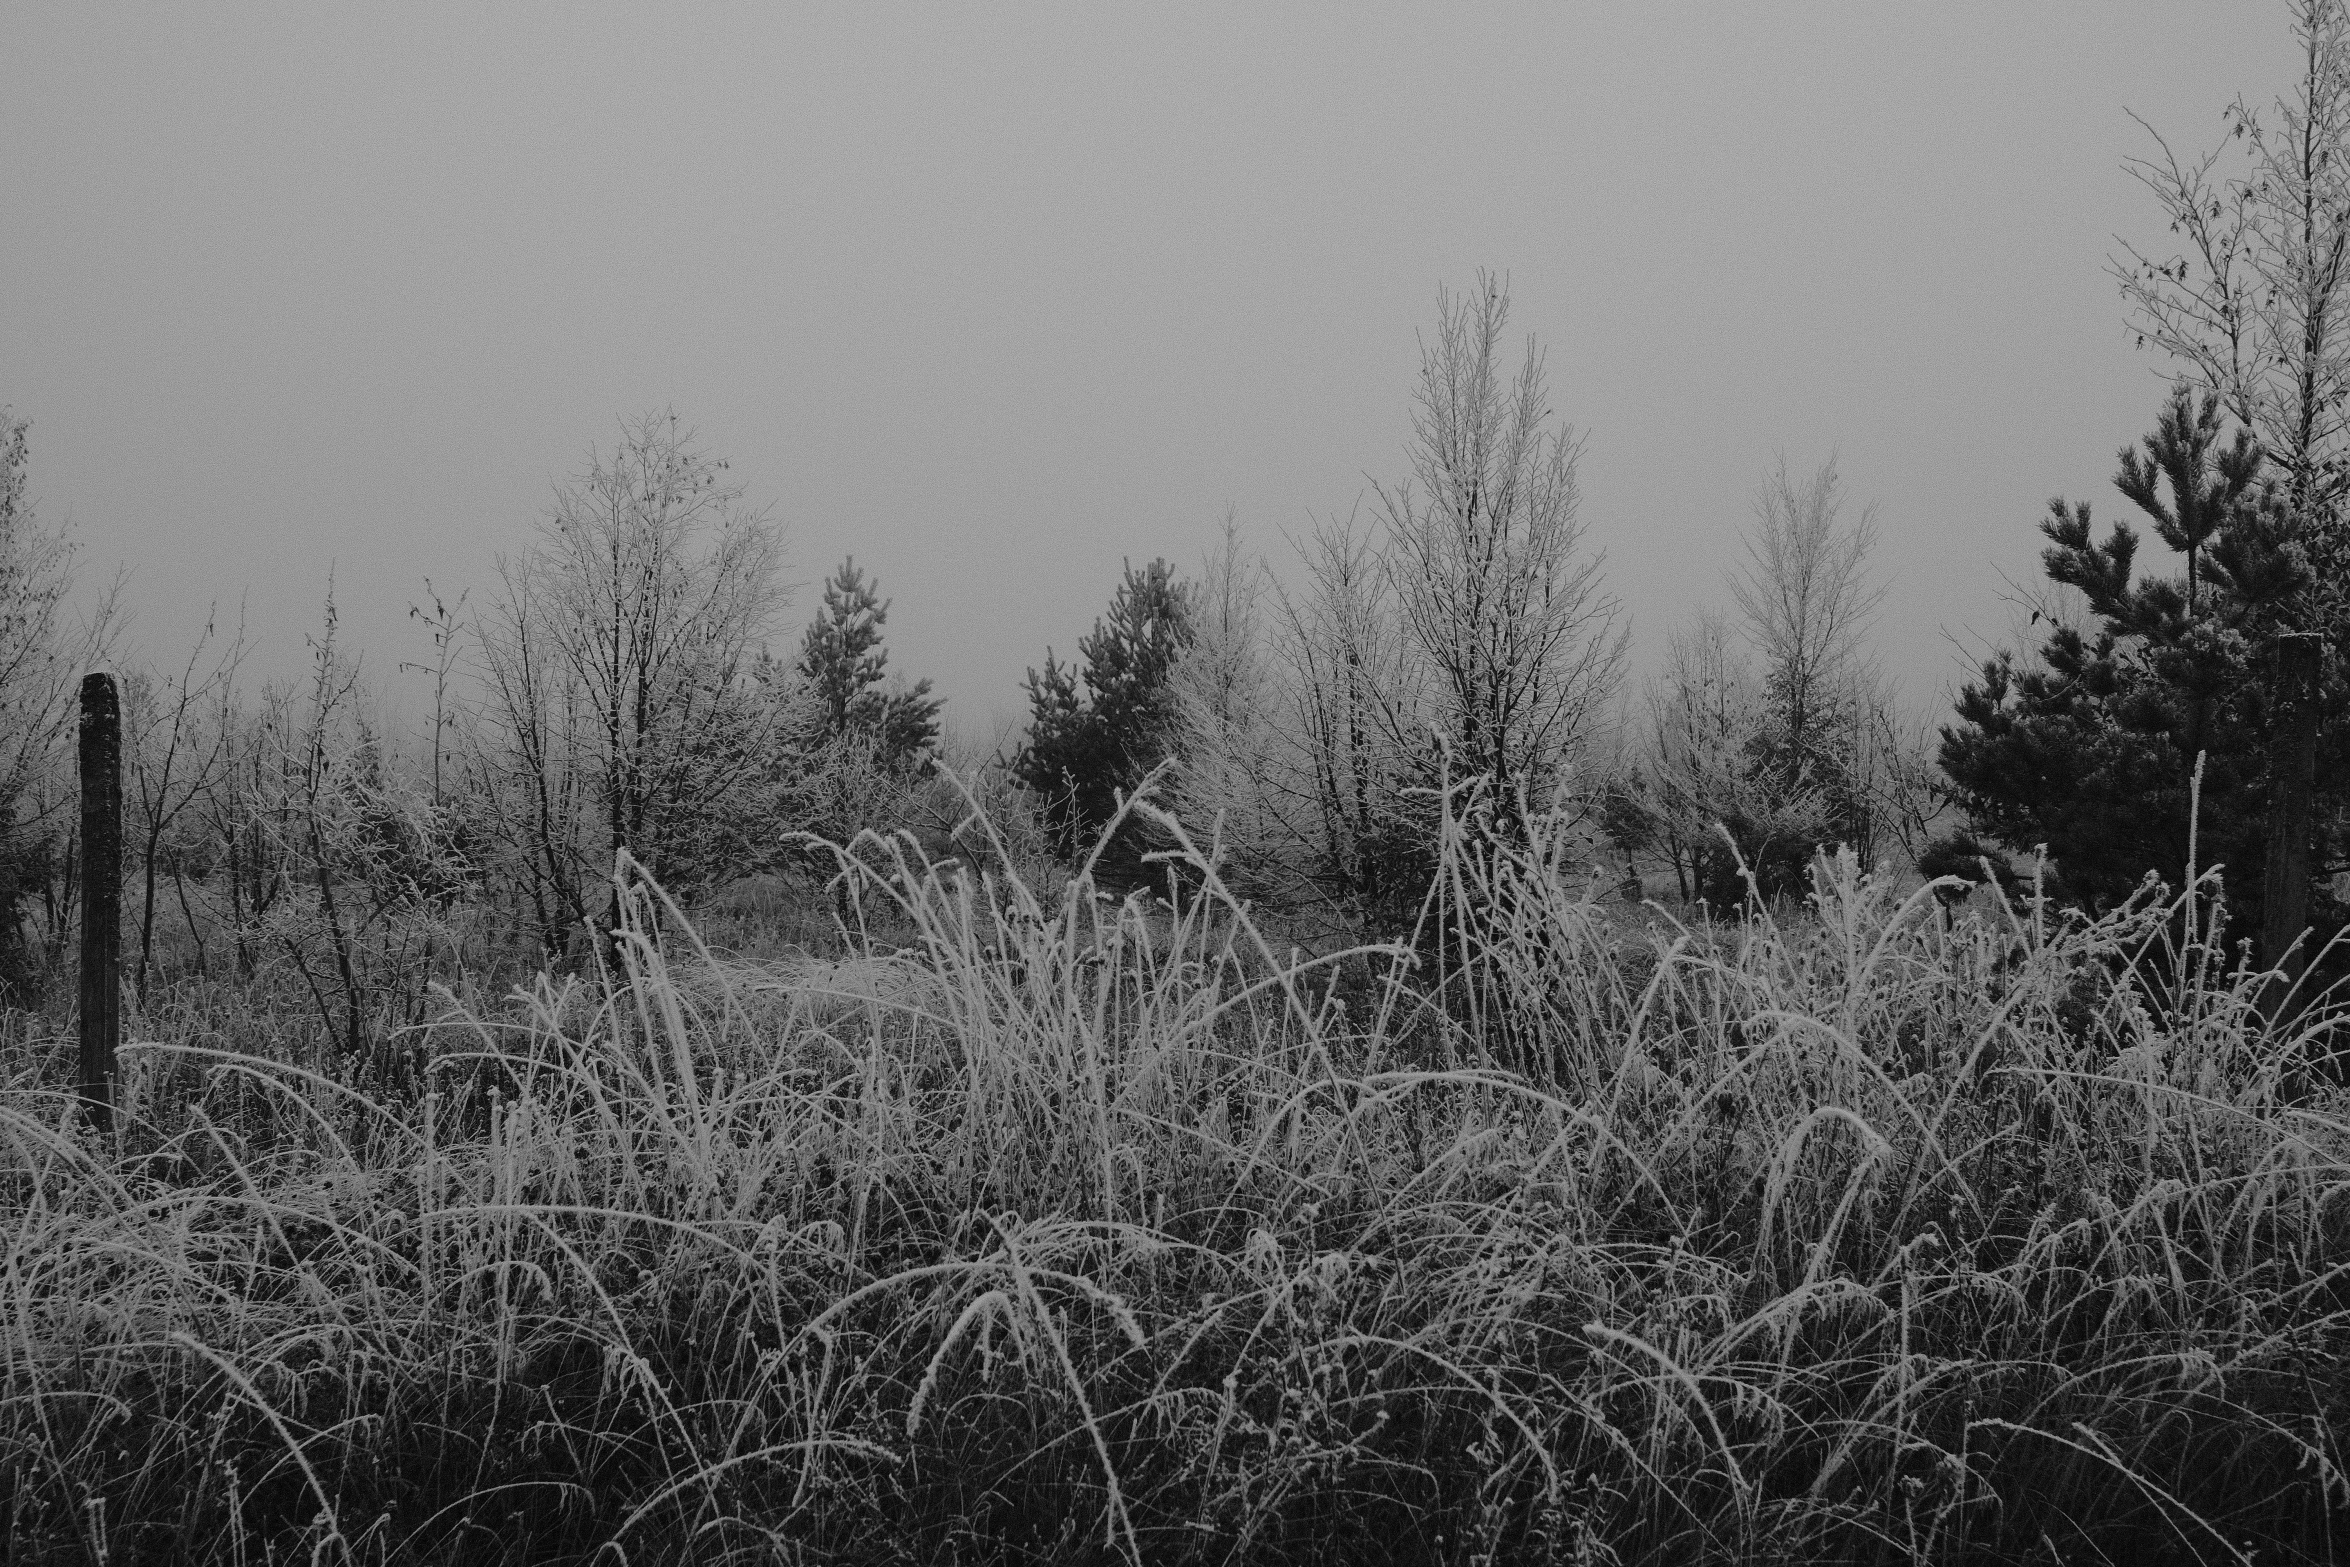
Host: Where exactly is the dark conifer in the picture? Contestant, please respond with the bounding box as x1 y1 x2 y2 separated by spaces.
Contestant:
1012 559 1194 880
795 557 942 769
1935 389 2336 940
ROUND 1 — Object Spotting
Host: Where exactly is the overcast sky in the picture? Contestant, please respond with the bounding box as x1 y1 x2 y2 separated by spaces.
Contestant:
0 5 2296 738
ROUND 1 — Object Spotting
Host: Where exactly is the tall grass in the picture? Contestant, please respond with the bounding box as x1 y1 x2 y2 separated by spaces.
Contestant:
1 794 2345 1564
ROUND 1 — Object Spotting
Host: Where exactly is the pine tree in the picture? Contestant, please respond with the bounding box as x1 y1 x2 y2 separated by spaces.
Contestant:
1013 558 1194 878
1935 388 2335 935
797 559 887 738
794 557 942 768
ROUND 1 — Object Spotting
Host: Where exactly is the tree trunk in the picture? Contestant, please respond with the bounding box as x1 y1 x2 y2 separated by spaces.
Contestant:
137 821 161 1000
0 816 23 1003
2259 632 2323 990
173 858 207 979
78 673 121 1132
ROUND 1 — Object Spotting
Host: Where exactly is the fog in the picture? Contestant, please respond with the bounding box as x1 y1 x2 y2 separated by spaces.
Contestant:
0 5 2291 730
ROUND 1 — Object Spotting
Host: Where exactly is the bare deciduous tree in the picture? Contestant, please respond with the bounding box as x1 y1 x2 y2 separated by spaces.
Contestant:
124 607 243 994
1626 460 1940 902
1729 457 1885 770
1374 275 1627 833
1164 516 1291 900
473 413 787 958
1637 613 1801 902
1849 686 1951 869
1167 510 1433 927
1285 514 1434 918
0 410 116 989
1169 280 1627 931
2117 0 2350 553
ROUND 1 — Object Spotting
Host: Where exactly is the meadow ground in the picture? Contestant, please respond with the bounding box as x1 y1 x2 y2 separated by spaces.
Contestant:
2 808 2346 1565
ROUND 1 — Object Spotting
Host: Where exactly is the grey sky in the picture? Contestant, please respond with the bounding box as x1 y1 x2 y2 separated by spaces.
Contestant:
0 5 2293 738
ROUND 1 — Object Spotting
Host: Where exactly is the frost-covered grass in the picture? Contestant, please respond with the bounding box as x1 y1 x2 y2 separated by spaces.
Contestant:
2 805 2346 1564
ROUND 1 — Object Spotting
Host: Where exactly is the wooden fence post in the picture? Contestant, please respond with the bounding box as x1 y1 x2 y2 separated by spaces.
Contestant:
78 671 120 1132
